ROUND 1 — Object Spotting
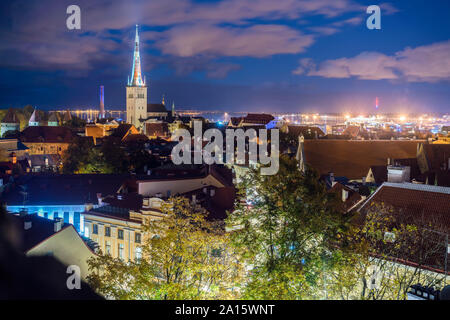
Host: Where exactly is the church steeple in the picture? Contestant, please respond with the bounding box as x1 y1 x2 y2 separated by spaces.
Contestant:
128 25 145 87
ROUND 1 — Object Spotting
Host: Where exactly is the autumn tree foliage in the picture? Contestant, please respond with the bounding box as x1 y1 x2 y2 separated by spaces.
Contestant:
87 197 244 300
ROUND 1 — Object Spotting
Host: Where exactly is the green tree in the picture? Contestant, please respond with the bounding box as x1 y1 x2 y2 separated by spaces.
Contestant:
63 137 129 174
63 116 87 129
226 155 348 299
324 203 448 300
62 137 94 173
126 140 159 173
87 197 244 300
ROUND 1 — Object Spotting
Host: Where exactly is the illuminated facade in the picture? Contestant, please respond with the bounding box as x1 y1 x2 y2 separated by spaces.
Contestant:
83 197 166 262
126 25 147 130
7 205 87 234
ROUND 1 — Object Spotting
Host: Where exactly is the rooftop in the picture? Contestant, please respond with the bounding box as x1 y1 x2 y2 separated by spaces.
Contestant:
10 213 71 252
1 174 130 206
303 140 420 179
19 126 76 143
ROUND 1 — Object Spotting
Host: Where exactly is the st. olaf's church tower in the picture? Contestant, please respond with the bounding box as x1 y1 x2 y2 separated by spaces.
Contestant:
126 25 147 129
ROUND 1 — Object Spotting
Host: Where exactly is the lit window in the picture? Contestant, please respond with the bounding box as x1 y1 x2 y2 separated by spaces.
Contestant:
118 244 124 260
105 241 111 255
135 247 142 261
135 232 141 243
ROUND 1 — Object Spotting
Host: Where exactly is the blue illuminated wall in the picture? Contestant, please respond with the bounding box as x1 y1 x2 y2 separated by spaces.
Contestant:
7 205 86 235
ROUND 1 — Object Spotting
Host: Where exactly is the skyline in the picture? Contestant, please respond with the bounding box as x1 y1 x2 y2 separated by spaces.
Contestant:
0 0 449 113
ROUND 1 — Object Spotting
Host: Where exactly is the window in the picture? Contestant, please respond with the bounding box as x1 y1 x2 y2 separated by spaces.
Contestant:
118 229 124 240
105 226 111 237
105 241 111 255
93 224 98 235
118 244 124 260
135 247 142 261
135 233 141 244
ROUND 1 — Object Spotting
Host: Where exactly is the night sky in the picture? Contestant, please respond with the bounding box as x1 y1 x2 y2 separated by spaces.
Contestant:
0 0 449 114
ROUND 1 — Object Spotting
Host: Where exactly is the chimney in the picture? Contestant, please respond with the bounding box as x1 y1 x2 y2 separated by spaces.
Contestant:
24 215 32 230
362 177 366 185
387 158 391 165
54 218 63 232
97 193 103 206
210 189 215 197
24 221 32 230
342 189 349 202
192 194 196 204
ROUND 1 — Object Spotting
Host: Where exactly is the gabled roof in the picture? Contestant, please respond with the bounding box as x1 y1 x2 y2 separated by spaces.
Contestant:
123 133 149 143
110 124 138 140
10 214 71 252
359 182 450 231
47 112 59 123
229 117 243 127
286 125 325 138
145 122 169 137
29 109 43 123
242 113 274 125
19 126 75 143
147 103 168 113
343 125 367 138
328 182 363 212
63 110 72 122
420 144 450 172
303 140 419 179
2 108 20 124
368 165 388 185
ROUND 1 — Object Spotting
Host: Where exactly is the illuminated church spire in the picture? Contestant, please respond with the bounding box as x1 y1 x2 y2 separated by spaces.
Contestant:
128 24 145 87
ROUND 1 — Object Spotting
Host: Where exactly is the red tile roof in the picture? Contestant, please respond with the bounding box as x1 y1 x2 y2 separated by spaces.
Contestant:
145 122 169 137
242 113 274 125
303 140 420 179
2 108 20 124
19 126 75 143
359 183 450 231
328 182 363 212
287 125 325 138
